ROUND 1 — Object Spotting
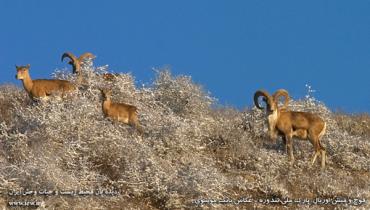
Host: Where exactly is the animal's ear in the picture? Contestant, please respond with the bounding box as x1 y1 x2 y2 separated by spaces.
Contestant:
15 65 18 69
26 64 31 68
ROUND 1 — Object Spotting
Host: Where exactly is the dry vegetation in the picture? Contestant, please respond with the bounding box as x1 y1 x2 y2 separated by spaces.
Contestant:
0 63 369 209
334 112 370 138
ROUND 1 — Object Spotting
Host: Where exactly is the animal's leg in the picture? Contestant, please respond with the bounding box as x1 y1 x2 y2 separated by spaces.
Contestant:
320 149 326 169
285 133 294 165
309 133 324 168
282 136 288 154
130 115 143 134
318 124 327 169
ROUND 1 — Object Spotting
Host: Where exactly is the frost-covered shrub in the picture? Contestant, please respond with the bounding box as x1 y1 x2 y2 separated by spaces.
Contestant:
0 66 369 209
334 113 370 137
153 69 214 118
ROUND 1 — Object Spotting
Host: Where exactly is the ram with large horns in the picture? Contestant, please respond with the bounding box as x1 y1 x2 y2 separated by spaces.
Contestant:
253 89 327 168
61 52 96 84
61 52 95 74
62 52 120 81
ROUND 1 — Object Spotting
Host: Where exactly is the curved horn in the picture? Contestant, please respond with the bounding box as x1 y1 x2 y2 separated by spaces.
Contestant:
62 52 79 74
253 90 272 110
61 52 78 63
78 52 95 61
273 89 290 109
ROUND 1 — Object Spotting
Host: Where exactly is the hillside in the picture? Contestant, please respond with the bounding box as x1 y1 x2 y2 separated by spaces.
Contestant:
0 63 369 209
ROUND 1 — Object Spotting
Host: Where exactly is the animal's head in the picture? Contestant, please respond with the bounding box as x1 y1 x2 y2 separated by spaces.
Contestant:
254 89 290 141
100 88 112 100
253 89 289 114
15 64 31 80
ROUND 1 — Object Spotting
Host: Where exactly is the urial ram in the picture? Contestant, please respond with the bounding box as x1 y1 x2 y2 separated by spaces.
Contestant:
62 52 118 81
254 89 327 168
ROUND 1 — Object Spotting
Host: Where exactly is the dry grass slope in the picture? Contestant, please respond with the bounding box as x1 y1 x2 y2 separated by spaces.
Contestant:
0 64 369 209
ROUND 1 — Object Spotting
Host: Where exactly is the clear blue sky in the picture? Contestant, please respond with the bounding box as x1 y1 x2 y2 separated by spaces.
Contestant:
1 0 369 112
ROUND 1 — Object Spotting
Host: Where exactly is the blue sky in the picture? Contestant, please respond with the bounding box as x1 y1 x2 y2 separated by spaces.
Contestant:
1 0 369 112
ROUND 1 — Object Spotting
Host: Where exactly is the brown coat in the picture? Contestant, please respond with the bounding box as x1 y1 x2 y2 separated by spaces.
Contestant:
101 89 143 133
16 65 76 99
